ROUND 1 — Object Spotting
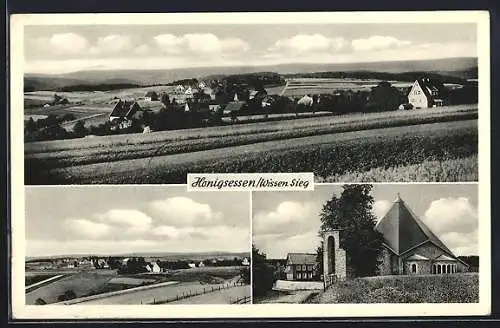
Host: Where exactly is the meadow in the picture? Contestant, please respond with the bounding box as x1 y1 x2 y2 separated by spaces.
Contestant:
25 105 477 184
310 273 479 303
25 118 477 184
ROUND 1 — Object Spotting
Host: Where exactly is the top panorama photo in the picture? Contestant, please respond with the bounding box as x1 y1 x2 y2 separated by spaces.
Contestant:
22 21 479 184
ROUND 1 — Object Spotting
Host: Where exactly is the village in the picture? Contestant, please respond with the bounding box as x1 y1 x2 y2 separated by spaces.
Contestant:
24 71 478 142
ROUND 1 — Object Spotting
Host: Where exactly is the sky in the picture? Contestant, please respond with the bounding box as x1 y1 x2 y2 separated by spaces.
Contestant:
25 186 250 257
253 184 479 259
23 23 477 74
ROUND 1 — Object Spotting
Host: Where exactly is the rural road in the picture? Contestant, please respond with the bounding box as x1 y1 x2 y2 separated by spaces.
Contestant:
169 285 251 304
47 119 477 184
259 290 318 304
72 282 243 305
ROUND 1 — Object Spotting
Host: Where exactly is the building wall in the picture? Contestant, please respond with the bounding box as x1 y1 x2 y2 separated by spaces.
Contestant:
408 82 431 109
402 242 445 261
378 247 392 275
403 260 432 275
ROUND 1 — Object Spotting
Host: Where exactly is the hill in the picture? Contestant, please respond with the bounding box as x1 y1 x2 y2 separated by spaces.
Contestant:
25 57 477 91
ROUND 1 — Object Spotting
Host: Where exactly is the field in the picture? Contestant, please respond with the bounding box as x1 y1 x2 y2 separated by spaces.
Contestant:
25 269 118 304
267 78 414 96
62 266 247 305
25 105 477 184
25 274 59 286
310 273 479 303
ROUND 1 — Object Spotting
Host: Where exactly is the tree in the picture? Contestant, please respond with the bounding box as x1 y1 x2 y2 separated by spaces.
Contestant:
319 184 385 277
251 244 274 298
160 93 170 106
25 117 37 133
368 81 402 111
72 121 87 138
315 243 324 280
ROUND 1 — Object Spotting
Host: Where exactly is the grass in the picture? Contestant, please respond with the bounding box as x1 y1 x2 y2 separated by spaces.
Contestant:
310 274 479 303
24 105 478 184
25 119 477 184
25 270 118 305
25 274 58 286
170 266 244 284
317 155 478 182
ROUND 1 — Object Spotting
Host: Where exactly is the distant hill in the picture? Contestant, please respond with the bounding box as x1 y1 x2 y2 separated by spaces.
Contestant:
26 251 249 261
25 57 477 91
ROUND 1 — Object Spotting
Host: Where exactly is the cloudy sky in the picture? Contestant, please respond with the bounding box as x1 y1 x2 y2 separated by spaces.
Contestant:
253 184 479 259
24 23 477 74
25 186 250 257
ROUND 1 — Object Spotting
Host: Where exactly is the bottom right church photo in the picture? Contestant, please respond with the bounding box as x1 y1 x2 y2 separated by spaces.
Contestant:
252 183 480 304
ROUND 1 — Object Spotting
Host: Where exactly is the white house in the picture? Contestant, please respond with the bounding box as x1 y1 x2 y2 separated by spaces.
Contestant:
298 94 314 106
188 263 196 269
242 257 250 266
185 87 194 98
407 78 445 109
198 261 205 268
147 262 161 273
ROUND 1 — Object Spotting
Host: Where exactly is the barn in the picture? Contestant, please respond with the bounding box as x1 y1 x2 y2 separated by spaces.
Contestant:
375 194 469 275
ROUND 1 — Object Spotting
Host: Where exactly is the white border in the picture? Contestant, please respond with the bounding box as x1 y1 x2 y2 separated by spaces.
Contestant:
10 11 491 319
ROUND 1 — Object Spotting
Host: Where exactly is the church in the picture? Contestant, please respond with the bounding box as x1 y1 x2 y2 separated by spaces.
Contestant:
375 194 469 275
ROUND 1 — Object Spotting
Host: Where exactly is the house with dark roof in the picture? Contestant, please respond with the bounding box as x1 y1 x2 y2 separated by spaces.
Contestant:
109 100 142 130
144 91 159 101
375 194 469 275
285 253 317 281
407 78 446 109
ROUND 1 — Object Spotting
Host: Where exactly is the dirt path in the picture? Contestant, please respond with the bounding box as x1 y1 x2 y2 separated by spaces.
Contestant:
169 285 251 304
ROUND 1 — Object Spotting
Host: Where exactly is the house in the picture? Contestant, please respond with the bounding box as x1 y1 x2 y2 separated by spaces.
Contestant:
198 81 206 89
144 91 159 102
261 96 276 108
185 87 194 98
376 194 469 275
208 101 221 112
285 253 317 281
109 100 142 129
249 89 268 101
407 78 446 109
298 94 314 106
175 85 185 93
146 261 161 273
241 257 250 266
198 261 205 268
188 263 196 269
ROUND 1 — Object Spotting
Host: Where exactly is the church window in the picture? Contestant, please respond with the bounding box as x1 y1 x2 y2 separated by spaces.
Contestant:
411 263 417 273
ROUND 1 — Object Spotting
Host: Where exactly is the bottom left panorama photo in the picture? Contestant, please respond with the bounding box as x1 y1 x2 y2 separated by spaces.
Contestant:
22 186 251 305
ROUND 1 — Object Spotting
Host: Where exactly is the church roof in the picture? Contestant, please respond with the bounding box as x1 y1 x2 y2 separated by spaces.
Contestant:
375 194 454 256
435 254 456 261
406 254 429 261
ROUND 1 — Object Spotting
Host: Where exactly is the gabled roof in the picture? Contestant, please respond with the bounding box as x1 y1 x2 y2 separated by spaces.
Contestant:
144 90 158 97
286 253 316 265
110 100 141 118
406 254 429 261
298 94 313 106
415 78 445 100
435 254 456 261
375 194 454 256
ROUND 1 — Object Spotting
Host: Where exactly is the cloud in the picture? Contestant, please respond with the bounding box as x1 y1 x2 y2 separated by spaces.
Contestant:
149 196 223 227
269 34 347 53
134 44 150 55
96 209 153 235
63 218 110 239
253 201 318 236
351 35 411 52
254 230 320 259
373 200 392 221
153 33 249 55
423 197 478 234
96 34 132 53
423 197 478 256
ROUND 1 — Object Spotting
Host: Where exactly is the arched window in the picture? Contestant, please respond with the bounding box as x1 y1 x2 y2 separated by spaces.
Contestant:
447 264 451 274
411 263 417 274
437 265 441 274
